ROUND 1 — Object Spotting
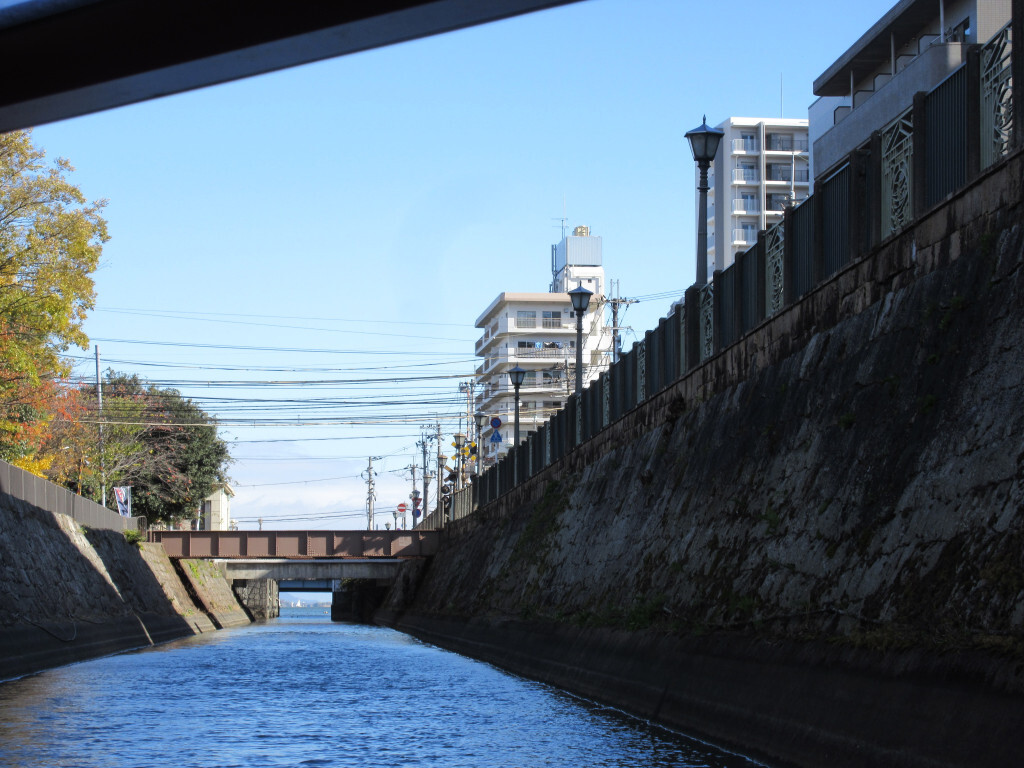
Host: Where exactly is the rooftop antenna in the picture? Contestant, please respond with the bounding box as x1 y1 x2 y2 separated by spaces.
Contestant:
551 194 567 239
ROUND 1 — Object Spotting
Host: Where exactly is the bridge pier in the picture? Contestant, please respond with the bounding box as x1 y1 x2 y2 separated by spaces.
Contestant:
331 579 390 623
233 579 279 620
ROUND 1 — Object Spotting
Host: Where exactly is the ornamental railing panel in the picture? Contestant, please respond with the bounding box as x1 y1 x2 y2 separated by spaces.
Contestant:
699 282 714 361
981 21 1013 170
881 110 914 239
765 222 784 316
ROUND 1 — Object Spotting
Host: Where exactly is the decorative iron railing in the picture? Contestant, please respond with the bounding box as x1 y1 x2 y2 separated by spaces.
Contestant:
427 18 1020 526
981 22 1013 169
881 110 914 239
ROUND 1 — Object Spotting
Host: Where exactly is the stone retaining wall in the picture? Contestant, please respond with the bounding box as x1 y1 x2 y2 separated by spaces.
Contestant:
0 485 249 680
382 148 1024 766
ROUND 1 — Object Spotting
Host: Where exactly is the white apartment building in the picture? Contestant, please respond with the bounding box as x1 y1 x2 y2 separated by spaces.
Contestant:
704 117 810 275
474 226 613 463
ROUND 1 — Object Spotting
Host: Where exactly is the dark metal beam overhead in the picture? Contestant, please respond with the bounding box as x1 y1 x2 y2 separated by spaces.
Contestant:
0 0 581 132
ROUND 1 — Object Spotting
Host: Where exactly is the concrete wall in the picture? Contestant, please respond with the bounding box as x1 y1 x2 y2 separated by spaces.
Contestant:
0 459 144 532
382 147 1024 767
0 478 250 680
176 559 252 628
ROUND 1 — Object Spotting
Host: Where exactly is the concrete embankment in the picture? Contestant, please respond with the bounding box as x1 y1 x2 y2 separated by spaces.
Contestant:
381 151 1024 767
0 485 249 680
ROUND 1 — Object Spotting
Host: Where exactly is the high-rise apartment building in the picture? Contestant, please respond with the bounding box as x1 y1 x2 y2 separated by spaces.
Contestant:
704 117 810 276
474 226 613 463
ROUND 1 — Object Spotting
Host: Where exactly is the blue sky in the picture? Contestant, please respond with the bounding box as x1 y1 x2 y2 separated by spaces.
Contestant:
29 0 898 529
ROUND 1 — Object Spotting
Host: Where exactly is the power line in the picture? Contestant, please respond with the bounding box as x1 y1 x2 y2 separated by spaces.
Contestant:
97 305 472 329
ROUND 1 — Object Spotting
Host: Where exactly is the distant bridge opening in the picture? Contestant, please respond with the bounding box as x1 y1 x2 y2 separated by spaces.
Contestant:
150 529 435 623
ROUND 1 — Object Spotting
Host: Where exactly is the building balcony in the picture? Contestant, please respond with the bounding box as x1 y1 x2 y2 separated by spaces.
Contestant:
478 381 569 407
765 136 809 152
477 346 576 374
812 41 969 176
765 168 810 183
513 317 572 330
732 169 759 183
732 138 759 152
732 228 756 245
732 198 760 213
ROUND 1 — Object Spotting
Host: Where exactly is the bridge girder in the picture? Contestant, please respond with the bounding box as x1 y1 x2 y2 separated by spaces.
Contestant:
0 0 581 132
218 557 402 582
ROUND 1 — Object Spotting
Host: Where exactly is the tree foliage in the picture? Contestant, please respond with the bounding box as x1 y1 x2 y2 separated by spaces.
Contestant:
0 130 107 466
46 372 231 524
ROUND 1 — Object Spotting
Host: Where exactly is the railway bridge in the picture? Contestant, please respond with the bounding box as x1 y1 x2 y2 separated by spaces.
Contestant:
149 529 439 620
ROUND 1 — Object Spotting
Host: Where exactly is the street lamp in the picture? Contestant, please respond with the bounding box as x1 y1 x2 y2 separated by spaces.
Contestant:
474 411 487 474
685 115 725 286
568 285 592 395
509 366 526 447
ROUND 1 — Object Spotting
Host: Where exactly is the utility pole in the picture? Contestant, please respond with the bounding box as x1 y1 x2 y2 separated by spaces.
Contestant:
459 379 476 481
607 280 636 364
435 421 443 524
363 457 379 530
407 459 417 529
95 345 105 508
418 430 432 523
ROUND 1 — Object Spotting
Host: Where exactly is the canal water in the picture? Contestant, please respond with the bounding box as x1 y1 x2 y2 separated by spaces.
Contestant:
0 608 762 767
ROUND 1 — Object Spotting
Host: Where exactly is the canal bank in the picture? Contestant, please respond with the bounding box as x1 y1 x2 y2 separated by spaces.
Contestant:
381 149 1024 768
0 467 249 680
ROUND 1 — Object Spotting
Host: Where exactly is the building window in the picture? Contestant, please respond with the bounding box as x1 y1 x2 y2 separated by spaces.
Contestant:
542 310 562 328
516 310 536 328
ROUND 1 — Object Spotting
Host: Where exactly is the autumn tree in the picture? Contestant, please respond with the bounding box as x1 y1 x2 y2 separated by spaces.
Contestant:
0 130 107 470
53 371 232 524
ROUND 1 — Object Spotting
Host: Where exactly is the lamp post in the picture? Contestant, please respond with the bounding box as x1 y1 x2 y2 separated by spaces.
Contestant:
509 366 526 448
568 285 592 395
684 115 725 286
474 411 486 475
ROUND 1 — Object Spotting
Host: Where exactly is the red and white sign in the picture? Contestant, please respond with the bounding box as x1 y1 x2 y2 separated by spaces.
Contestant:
397 503 408 513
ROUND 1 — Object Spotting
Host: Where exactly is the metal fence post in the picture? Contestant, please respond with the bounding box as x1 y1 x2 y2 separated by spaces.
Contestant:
869 130 882 246
683 284 700 370
711 269 723 354
912 90 928 219
849 148 868 261
966 46 982 179
811 188 825 286
733 249 746 338
755 230 767 323
782 206 796 309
